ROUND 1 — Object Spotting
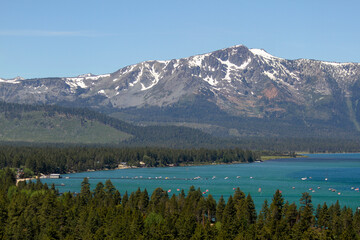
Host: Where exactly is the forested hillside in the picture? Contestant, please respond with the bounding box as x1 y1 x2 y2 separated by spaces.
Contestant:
2 102 360 152
0 102 219 147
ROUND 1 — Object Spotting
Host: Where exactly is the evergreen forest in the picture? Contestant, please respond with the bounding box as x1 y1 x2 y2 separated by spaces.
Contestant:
0 168 359 239
0 146 257 174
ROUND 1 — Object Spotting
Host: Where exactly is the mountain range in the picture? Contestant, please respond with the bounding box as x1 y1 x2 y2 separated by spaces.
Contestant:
1 45 360 138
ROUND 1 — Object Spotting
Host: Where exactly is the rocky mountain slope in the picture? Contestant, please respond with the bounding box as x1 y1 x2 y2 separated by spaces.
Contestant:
2 45 360 137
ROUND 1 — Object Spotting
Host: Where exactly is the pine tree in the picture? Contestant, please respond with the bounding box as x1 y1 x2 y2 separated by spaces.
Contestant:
80 177 91 205
298 192 314 233
216 195 225 223
317 202 330 230
341 207 356 240
122 191 129 207
245 193 257 225
138 189 149 213
268 190 285 238
205 194 216 222
220 196 238 239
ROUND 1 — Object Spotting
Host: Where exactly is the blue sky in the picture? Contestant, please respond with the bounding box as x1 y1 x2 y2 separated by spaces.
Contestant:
1 0 360 79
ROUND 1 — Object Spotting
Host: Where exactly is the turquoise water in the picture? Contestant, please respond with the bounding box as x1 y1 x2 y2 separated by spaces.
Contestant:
42 153 360 211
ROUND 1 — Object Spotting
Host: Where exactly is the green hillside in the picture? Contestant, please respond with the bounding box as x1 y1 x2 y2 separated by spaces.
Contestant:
0 102 219 147
0 111 132 144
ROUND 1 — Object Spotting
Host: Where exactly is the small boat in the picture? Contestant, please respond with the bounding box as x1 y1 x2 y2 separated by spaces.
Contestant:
301 177 307 181
177 189 180 191
258 188 262 192
312 190 315 193
292 186 295 189
236 176 241 179
325 178 328 181
224 177 229 180
168 189 171 193
338 192 341 195
250 176 253 179
61 183 65 186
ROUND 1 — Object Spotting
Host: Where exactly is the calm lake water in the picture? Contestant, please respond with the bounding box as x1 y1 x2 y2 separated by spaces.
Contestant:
42 153 360 211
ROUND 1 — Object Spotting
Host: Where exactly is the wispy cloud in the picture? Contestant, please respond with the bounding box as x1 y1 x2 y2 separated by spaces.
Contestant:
0 30 113 37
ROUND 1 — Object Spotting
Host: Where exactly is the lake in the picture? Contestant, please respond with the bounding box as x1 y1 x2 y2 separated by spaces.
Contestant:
42 153 360 211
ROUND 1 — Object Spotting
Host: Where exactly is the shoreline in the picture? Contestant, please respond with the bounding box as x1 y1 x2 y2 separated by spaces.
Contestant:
18 154 304 179
16 177 37 186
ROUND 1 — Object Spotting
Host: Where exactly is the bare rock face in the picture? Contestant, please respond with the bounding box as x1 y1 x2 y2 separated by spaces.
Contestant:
1 45 360 135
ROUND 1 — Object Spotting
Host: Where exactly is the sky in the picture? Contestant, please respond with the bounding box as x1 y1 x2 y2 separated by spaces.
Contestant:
1 0 360 79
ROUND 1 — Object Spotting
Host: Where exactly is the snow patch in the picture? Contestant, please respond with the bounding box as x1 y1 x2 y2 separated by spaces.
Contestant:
129 66 144 87
321 61 352 67
263 71 277 80
97 89 109 97
65 73 110 91
0 76 24 84
217 57 251 81
121 65 136 76
203 76 217 86
65 77 87 89
239 58 251 69
188 55 205 67
250 49 281 60
84 74 110 80
141 65 162 91
76 73 110 80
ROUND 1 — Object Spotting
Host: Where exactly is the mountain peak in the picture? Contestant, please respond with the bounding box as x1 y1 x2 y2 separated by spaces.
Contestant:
1 44 360 136
250 48 281 60
0 76 24 84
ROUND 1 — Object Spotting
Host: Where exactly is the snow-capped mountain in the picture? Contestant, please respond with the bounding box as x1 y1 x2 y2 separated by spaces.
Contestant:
1 45 360 137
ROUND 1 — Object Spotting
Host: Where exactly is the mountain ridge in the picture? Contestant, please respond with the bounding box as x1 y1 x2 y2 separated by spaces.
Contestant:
1 44 360 138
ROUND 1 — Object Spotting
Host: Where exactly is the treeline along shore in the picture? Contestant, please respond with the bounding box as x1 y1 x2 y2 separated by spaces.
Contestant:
0 168 359 239
0 146 259 175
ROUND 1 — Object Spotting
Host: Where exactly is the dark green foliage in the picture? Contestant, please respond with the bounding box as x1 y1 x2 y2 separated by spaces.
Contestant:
0 146 257 174
0 171 359 239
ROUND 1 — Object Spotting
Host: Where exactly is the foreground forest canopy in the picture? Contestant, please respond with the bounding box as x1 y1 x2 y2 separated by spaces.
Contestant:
0 169 359 239
0 146 258 174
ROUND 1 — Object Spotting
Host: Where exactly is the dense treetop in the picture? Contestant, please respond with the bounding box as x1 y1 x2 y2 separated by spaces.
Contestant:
0 169 359 239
